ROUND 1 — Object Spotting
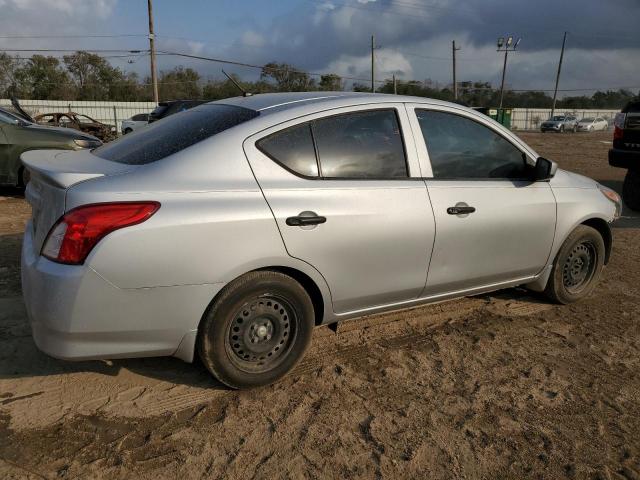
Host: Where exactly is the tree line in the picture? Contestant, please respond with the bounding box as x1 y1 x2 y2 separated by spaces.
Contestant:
0 51 637 109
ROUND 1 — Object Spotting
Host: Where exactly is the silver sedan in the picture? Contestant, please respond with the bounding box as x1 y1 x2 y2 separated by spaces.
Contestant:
21 92 622 388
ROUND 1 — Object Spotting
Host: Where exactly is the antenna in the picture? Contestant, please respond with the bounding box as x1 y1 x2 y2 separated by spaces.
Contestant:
222 69 252 97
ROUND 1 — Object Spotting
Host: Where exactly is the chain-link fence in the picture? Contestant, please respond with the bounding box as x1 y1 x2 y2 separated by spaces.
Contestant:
0 99 623 134
511 108 619 131
0 99 156 135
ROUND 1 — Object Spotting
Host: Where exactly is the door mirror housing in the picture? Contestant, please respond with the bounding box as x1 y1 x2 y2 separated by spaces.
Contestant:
531 157 556 181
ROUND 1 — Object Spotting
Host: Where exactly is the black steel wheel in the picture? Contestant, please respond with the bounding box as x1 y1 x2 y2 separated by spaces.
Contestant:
561 241 597 294
545 225 605 304
226 295 297 373
198 271 315 389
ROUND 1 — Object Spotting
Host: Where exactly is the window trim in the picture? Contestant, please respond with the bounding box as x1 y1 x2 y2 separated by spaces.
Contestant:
256 107 411 181
414 107 535 182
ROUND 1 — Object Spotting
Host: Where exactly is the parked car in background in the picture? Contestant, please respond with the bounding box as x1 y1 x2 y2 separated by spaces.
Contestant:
540 114 579 133
34 112 116 142
21 92 620 389
148 100 206 123
0 107 101 187
577 117 609 132
609 100 640 210
121 113 149 134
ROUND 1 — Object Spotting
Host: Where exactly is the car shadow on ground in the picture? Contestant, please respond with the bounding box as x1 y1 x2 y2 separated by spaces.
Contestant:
597 179 640 229
0 186 24 198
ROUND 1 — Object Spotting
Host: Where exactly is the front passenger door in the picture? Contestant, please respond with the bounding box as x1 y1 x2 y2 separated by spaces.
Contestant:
410 106 557 295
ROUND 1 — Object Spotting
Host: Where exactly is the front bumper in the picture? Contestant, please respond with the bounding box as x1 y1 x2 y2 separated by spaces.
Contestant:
21 223 222 362
541 124 561 132
609 148 640 169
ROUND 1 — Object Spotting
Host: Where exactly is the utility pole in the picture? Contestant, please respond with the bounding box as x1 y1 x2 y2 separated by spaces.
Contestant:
498 49 508 109
551 32 567 119
371 35 375 93
452 40 461 100
393 74 397 95
147 0 159 105
496 36 521 110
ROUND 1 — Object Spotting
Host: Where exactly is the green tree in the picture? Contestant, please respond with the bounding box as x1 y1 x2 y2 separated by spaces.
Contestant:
63 51 133 101
157 66 201 100
260 62 315 91
14 55 74 100
318 74 343 91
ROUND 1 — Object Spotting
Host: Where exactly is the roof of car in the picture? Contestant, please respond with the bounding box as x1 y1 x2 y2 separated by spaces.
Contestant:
209 91 464 115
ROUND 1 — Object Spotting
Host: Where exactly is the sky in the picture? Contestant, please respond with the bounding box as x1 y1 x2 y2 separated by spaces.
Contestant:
0 0 639 96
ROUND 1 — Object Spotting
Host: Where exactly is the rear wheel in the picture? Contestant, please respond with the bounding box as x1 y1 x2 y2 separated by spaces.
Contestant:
544 225 605 304
123 128 133 134
560 125 565 133
623 169 640 211
198 271 314 389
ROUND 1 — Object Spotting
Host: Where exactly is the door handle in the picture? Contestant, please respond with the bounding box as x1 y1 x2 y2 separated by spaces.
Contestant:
286 214 327 226
447 206 476 215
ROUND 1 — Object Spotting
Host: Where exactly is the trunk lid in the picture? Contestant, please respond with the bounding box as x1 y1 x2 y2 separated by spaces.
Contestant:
21 149 135 252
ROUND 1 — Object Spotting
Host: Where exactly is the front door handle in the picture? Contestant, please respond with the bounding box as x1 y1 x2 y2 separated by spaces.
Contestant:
286 213 327 226
447 205 476 215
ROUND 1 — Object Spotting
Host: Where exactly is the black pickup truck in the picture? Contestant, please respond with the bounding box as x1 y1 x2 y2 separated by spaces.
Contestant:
609 100 640 210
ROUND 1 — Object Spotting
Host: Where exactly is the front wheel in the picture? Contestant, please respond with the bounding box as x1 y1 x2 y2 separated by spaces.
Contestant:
623 169 640 211
560 125 565 133
198 271 315 389
544 225 605 304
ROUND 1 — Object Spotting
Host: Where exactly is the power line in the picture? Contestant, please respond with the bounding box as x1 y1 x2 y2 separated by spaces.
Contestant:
0 34 146 39
0 48 147 53
156 50 388 84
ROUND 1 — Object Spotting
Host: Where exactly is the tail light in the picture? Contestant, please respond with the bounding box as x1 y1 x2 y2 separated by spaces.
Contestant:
42 202 160 265
613 112 626 140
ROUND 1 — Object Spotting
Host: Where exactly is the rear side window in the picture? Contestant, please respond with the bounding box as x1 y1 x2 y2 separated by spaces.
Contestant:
132 113 148 121
257 124 318 177
313 110 407 178
417 110 527 179
93 104 259 165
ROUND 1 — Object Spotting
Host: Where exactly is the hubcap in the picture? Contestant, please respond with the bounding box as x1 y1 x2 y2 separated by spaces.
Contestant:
227 295 296 373
562 241 596 293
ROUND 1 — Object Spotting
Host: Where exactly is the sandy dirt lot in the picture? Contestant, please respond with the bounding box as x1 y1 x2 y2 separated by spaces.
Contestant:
1 131 639 479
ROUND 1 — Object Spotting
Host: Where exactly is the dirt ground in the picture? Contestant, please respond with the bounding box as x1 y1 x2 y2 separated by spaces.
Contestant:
1 131 639 479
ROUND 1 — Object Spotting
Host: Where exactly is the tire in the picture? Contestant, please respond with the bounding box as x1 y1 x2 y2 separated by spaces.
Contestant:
123 128 132 134
572 124 578 133
17 167 29 190
544 225 605 304
560 125 565 133
198 271 315 389
623 169 640 211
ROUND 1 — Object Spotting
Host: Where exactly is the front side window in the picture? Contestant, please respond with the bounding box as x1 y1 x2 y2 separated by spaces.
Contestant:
257 124 318 177
416 110 528 179
313 110 407 178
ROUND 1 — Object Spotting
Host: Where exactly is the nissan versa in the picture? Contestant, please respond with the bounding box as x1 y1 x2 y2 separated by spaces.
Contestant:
21 93 621 389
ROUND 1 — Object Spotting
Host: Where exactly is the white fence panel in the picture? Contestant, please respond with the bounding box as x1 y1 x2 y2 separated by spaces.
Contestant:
511 108 619 130
0 99 157 134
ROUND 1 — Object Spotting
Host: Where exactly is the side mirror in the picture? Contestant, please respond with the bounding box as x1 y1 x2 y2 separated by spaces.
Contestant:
531 157 556 181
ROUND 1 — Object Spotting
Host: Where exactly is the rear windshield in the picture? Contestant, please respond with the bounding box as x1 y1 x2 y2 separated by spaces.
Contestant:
93 104 259 165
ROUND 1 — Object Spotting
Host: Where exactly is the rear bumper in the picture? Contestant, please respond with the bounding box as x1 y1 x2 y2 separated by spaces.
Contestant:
609 148 640 169
21 223 222 362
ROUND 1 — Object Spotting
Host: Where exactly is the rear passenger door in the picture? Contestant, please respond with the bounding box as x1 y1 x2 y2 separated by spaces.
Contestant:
244 105 436 314
407 105 557 295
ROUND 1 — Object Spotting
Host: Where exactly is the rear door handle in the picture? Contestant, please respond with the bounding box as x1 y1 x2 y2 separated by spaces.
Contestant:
447 206 476 215
286 214 327 226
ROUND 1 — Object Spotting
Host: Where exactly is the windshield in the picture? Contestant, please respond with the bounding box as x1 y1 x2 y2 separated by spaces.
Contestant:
551 116 565 121
76 115 96 124
581 118 594 122
93 104 259 165
150 105 168 117
0 109 21 125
